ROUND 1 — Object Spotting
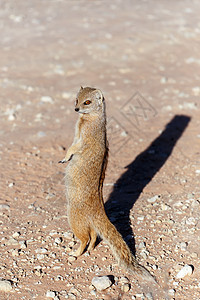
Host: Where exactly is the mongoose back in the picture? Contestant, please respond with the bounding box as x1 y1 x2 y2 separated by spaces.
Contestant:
60 86 155 282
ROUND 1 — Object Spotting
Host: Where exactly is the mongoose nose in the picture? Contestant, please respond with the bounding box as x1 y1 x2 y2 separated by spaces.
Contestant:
75 108 79 112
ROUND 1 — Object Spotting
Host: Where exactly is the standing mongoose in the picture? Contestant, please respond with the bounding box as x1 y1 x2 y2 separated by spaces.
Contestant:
59 86 155 282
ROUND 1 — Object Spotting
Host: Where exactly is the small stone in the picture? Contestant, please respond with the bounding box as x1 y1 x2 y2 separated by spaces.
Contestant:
0 280 12 292
160 77 167 84
8 114 16 121
12 232 20 238
191 252 198 258
54 237 62 244
19 240 27 249
176 264 193 279
68 241 76 247
180 242 188 251
68 256 76 262
192 87 200 96
0 204 10 210
37 131 46 138
35 248 48 254
69 287 80 297
135 293 145 298
6 238 18 246
41 96 54 104
90 290 96 296
121 283 130 292
152 264 158 270
146 292 153 299
37 254 45 260
185 217 197 225
11 249 19 257
62 92 72 99
63 231 74 239
91 276 112 291
119 276 130 284
161 203 170 210
89 285 95 290
168 289 176 296
147 195 159 203
68 293 76 299
138 242 146 249
46 290 56 298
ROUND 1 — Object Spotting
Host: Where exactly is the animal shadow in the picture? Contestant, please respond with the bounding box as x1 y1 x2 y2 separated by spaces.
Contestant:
105 115 191 254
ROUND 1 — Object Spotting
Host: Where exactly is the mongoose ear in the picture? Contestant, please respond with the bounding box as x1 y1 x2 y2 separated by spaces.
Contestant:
94 89 104 104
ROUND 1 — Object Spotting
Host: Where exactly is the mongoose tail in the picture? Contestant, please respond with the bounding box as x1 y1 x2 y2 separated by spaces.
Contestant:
92 211 156 283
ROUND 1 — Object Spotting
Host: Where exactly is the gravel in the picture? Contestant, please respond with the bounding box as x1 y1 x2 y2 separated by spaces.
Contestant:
91 276 113 291
176 264 194 279
0 280 12 292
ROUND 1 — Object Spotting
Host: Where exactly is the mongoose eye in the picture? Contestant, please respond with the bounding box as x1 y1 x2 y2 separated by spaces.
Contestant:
75 99 78 106
84 100 91 105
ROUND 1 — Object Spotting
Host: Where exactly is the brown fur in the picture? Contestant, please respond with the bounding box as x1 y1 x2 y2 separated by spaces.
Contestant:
62 87 156 282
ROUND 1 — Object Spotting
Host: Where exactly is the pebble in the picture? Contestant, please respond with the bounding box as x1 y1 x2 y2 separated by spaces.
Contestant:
146 292 153 299
192 86 200 96
119 276 130 284
138 242 146 249
37 131 46 138
191 252 198 258
69 287 80 296
180 242 188 251
168 289 176 296
11 249 19 257
63 231 74 239
46 290 56 298
90 290 96 296
176 264 193 279
54 237 62 245
19 240 27 249
185 217 197 225
147 195 160 203
12 232 20 238
41 96 54 104
68 256 77 262
0 204 10 210
121 283 130 292
6 237 18 246
91 276 113 291
35 247 48 254
67 293 76 299
8 113 16 121
62 92 72 99
0 280 12 292
37 254 45 260
161 203 171 210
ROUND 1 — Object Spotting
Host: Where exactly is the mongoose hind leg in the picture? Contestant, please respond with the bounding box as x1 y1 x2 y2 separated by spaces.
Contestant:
71 238 88 257
87 229 97 252
69 225 90 257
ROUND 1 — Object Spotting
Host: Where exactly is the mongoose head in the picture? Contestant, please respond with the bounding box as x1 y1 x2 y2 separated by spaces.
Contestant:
74 86 105 115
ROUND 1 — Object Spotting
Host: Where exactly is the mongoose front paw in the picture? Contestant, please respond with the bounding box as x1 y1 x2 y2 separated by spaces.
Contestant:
58 159 67 164
58 154 73 164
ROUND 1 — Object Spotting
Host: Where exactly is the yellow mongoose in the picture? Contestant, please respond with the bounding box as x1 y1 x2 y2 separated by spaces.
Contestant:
60 86 155 282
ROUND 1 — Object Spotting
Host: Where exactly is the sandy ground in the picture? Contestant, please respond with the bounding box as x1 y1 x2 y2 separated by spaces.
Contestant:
0 1 200 299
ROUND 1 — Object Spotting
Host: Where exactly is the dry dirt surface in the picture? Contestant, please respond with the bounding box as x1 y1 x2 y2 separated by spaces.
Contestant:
0 1 200 299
